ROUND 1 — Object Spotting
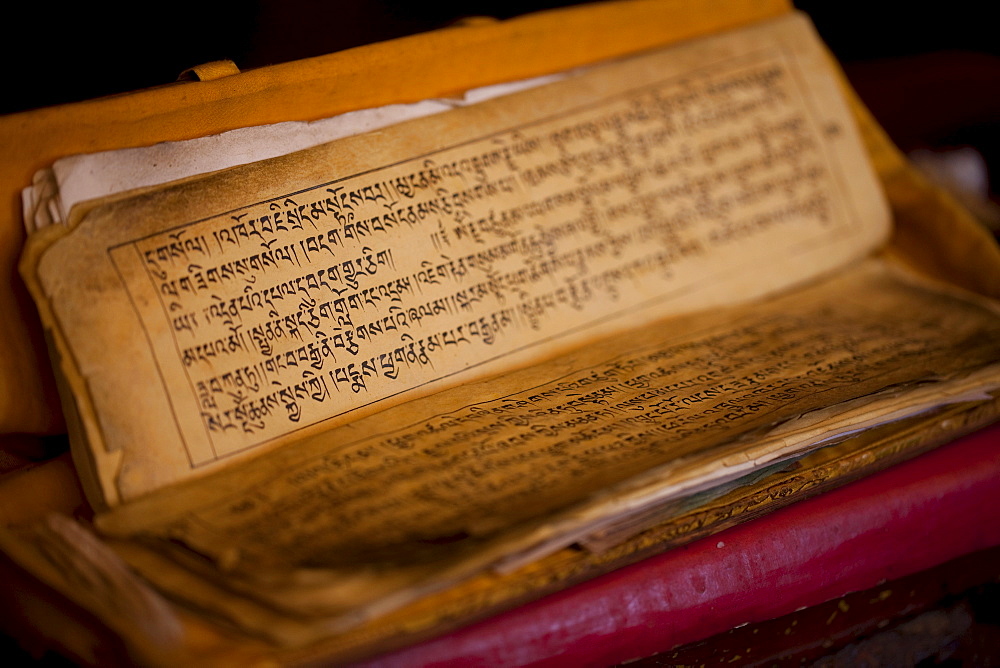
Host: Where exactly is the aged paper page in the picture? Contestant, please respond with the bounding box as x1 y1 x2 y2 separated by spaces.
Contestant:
95 259 1000 642
24 14 888 505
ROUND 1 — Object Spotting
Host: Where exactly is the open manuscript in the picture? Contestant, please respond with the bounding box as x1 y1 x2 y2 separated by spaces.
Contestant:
8 12 1000 663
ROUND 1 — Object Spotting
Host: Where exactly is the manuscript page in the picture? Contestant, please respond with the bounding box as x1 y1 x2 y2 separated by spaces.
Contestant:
94 259 1000 642
22 13 888 506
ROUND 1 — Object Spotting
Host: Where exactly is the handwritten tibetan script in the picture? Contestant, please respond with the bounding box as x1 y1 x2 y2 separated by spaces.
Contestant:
110 48 860 465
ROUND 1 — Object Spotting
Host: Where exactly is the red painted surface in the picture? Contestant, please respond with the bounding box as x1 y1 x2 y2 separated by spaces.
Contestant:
363 423 1000 667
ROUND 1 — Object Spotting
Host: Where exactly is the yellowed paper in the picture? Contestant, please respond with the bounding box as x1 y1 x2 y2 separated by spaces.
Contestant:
24 14 888 506
94 259 1000 641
